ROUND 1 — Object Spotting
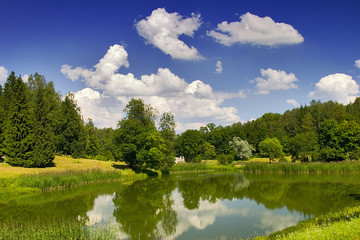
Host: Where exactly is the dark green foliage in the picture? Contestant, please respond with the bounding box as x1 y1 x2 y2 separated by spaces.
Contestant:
55 93 86 158
114 98 172 173
84 118 99 158
217 153 234 165
3 74 36 167
29 73 56 167
176 129 204 162
288 132 318 162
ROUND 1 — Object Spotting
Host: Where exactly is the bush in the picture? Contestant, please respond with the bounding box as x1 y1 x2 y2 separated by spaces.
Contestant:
279 157 288 162
217 154 234 165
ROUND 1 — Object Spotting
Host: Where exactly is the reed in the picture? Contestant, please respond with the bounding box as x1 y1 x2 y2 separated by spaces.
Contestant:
0 220 117 240
243 161 360 174
170 162 237 173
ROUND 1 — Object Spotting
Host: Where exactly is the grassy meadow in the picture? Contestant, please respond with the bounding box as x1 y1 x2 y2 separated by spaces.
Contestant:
0 156 146 201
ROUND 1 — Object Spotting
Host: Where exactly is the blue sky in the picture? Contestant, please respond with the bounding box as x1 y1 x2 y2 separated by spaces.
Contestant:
1 0 360 131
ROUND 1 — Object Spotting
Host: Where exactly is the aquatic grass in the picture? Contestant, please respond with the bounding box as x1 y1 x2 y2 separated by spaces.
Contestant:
0 220 118 240
243 161 360 174
15 168 146 190
170 163 237 173
0 168 146 201
254 205 360 240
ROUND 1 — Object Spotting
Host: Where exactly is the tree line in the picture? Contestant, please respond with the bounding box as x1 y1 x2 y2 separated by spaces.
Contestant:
176 99 360 163
1 72 360 170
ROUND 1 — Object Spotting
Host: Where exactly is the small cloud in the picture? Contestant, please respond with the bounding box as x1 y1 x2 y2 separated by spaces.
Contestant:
0 66 8 85
207 12 304 47
135 8 203 61
309 73 359 104
22 74 29 83
355 59 360 69
215 61 223 74
286 99 300 107
251 68 298 94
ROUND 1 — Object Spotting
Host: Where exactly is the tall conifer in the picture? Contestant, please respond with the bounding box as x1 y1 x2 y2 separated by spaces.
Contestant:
3 75 35 166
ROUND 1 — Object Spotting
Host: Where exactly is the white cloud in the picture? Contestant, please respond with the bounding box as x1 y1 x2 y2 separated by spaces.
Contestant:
215 61 223 74
309 73 359 104
0 66 8 85
135 8 203 61
22 74 29 83
62 44 244 129
355 59 360 69
73 88 124 128
207 12 304 47
286 99 300 107
251 68 298 94
61 44 129 88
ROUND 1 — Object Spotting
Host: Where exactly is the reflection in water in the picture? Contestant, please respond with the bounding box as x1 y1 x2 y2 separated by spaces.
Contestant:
1 173 360 239
86 194 115 225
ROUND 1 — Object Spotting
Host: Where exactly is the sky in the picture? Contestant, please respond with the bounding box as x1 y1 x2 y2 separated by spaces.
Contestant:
1 0 360 131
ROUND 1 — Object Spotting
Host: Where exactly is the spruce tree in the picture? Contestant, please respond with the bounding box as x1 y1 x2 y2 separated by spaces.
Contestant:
29 74 56 167
3 75 35 167
0 84 3 157
55 92 86 158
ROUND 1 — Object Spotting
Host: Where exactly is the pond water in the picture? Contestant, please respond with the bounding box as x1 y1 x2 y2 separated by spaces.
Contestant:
1 173 360 239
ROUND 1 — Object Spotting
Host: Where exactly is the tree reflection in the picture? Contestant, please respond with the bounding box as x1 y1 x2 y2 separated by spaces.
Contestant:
177 174 249 210
113 177 177 240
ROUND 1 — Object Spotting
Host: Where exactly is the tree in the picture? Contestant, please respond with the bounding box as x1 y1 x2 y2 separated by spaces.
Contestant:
176 129 204 162
258 138 283 163
114 98 157 169
85 118 99 158
29 73 56 167
3 74 36 167
202 142 216 161
229 137 254 160
317 119 343 161
114 98 172 173
288 132 318 162
158 112 176 173
55 92 86 158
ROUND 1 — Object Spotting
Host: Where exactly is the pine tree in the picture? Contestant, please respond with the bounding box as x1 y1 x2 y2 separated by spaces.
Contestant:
3 75 35 167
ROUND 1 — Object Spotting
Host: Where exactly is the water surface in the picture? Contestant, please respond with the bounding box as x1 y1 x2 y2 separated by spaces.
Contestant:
1 173 360 239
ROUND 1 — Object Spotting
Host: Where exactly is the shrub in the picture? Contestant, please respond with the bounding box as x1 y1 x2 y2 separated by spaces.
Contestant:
217 154 234 165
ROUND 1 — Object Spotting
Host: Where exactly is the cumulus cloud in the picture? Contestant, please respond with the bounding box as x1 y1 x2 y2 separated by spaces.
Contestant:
135 8 203 61
309 73 359 104
251 68 298 94
215 61 223 74
0 66 8 85
61 44 129 88
286 99 300 107
207 12 304 47
355 59 360 69
62 44 244 129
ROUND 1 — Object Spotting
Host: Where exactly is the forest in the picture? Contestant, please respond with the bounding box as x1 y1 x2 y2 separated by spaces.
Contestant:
1 72 360 172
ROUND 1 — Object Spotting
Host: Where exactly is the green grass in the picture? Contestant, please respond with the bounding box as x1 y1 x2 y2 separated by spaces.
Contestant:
243 161 360 174
254 205 360 240
0 168 146 202
0 220 118 240
170 162 238 173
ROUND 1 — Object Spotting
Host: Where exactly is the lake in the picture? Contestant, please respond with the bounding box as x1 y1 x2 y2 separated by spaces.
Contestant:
1 173 360 239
